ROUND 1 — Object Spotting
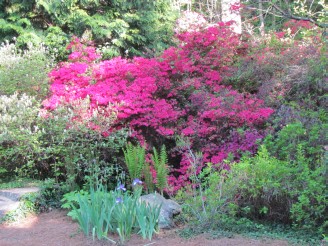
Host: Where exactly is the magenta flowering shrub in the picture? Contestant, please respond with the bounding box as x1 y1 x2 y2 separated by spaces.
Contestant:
283 19 316 35
67 37 101 63
44 24 273 192
168 129 265 193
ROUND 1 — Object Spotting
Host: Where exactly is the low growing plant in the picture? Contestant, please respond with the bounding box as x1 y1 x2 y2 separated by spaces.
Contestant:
175 162 228 226
62 181 161 244
135 200 161 240
34 179 70 212
0 178 42 189
1 192 39 223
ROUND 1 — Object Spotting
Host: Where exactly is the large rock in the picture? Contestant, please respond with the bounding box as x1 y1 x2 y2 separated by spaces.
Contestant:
139 193 182 229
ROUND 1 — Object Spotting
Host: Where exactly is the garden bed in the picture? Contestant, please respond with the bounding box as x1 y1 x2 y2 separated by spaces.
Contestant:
0 210 289 246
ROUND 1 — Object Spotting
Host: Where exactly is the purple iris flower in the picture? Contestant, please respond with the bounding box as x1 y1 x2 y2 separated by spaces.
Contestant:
115 197 123 204
117 184 126 191
132 178 143 186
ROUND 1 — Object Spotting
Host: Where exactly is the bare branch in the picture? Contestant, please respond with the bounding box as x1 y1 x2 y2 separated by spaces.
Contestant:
266 1 328 28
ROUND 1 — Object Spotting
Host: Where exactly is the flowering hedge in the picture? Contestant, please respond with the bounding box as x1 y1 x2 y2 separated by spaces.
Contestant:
43 24 273 191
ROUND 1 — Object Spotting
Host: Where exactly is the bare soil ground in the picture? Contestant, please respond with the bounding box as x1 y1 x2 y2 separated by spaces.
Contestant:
0 210 289 246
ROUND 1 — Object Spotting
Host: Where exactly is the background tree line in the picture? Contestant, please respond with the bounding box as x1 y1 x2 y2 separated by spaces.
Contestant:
0 1 326 60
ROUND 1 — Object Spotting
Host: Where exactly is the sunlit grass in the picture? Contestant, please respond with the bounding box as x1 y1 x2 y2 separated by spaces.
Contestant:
0 178 42 189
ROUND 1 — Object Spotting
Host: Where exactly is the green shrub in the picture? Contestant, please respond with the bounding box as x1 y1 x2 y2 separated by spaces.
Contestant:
175 153 228 227
33 100 128 189
224 145 327 234
264 121 325 162
0 94 128 188
0 41 54 99
34 179 70 212
44 26 70 61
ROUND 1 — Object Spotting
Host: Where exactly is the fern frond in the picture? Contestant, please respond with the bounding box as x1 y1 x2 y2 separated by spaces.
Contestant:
123 143 145 183
152 145 168 195
143 162 154 193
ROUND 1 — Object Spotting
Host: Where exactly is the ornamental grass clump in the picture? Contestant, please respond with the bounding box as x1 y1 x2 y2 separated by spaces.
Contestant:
63 180 161 244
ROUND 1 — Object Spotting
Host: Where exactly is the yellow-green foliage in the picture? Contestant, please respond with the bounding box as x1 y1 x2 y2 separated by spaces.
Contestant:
225 145 327 233
152 145 168 195
123 143 145 182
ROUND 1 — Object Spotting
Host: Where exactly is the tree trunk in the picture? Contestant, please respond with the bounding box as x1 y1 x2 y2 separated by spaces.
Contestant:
221 0 242 34
258 0 265 36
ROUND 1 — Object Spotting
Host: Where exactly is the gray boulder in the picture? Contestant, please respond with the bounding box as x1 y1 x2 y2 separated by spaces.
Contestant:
139 193 182 229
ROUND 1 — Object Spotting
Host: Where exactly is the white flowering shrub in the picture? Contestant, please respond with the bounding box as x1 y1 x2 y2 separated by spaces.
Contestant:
174 11 208 34
0 40 54 99
0 93 40 134
0 93 41 176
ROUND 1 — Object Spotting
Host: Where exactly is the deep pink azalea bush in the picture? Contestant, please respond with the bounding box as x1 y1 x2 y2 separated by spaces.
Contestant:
44 24 273 192
283 19 316 35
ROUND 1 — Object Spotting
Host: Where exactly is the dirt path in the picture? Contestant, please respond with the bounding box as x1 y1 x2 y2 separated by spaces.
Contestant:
0 187 40 219
0 210 289 246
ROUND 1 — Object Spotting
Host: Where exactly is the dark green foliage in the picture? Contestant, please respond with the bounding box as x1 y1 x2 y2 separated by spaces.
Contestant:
0 0 177 59
34 179 70 212
179 216 323 245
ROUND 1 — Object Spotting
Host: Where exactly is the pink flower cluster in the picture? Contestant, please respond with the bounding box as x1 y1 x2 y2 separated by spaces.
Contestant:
283 19 316 35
